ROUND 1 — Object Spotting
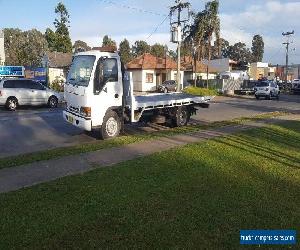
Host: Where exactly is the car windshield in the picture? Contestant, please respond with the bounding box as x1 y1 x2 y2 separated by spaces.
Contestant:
256 81 269 87
67 55 95 87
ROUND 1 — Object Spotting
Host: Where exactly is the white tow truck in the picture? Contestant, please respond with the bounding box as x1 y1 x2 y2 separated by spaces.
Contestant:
63 49 213 139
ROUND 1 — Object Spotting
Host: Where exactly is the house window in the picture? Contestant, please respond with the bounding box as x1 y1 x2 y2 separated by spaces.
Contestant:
146 73 153 83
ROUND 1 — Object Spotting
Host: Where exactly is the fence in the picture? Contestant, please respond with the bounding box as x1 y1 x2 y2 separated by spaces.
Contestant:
192 79 244 92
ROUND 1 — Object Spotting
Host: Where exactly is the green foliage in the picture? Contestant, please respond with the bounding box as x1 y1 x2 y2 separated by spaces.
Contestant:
251 34 264 62
4 28 48 66
227 42 252 63
119 39 132 64
73 40 91 53
50 78 64 92
102 35 116 47
132 40 150 57
150 43 166 58
184 86 218 96
45 2 72 53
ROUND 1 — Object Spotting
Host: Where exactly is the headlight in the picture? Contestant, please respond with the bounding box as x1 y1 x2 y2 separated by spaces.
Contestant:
80 107 91 117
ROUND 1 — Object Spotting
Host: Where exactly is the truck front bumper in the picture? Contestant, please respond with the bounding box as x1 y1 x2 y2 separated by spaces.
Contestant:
63 110 92 131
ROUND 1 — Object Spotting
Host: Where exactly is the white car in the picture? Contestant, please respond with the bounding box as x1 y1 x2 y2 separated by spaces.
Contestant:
254 81 280 100
0 78 61 111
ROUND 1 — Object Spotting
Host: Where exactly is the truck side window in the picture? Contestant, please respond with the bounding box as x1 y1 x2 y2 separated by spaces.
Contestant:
103 58 118 82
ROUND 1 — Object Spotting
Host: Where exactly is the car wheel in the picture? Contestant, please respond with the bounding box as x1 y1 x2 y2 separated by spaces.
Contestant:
255 95 259 100
6 97 18 111
100 110 121 140
164 88 168 93
173 106 190 127
48 96 58 108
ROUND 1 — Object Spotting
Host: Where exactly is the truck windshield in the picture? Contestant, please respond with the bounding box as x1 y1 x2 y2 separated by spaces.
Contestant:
67 55 95 87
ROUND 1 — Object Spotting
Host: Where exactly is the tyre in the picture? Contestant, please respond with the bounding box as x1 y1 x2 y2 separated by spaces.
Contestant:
173 106 190 127
164 88 168 93
6 97 18 111
48 96 58 108
255 95 259 100
100 110 121 140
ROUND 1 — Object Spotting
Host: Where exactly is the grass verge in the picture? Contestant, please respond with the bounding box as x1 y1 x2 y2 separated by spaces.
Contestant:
0 111 290 170
0 120 299 249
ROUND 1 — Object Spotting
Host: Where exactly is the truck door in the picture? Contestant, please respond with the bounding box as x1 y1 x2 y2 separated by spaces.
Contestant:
93 57 123 126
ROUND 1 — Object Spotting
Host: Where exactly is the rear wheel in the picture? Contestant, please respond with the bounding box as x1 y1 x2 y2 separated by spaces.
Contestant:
100 110 121 140
173 106 190 127
6 97 18 111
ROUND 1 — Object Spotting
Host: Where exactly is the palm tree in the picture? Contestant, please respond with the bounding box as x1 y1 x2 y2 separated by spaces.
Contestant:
183 0 220 87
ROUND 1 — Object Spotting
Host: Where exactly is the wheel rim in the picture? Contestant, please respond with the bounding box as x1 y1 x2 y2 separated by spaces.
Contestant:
179 110 187 125
106 117 118 137
50 98 56 107
8 100 16 109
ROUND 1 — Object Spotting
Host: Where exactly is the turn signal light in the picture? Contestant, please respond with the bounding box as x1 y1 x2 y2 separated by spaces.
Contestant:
80 107 91 117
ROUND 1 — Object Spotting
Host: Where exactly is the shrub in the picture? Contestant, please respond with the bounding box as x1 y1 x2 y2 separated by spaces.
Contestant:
183 86 218 96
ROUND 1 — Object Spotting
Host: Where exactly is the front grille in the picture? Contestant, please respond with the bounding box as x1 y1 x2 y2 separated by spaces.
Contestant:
69 106 79 113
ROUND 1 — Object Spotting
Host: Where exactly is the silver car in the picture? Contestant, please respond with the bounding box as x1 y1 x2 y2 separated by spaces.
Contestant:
0 78 61 111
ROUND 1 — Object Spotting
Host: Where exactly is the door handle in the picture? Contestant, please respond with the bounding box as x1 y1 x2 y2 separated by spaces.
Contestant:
115 94 119 98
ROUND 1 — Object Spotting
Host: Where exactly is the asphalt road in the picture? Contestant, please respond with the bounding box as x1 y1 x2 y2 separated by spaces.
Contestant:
0 94 299 158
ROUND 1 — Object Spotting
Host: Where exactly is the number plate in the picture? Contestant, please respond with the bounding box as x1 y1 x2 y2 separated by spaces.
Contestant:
67 116 74 123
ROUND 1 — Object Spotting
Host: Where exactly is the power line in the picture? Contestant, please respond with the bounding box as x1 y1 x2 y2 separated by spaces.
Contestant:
98 0 167 17
146 15 170 40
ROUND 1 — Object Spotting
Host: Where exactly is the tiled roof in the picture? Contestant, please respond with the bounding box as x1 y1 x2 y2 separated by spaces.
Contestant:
45 51 72 68
181 56 218 74
126 53 183 70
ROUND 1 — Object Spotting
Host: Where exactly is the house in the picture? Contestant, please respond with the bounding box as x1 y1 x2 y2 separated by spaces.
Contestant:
181 56 218 83
126 53 184 92
249 62 276 80
0 29 5 66
42 51 72 84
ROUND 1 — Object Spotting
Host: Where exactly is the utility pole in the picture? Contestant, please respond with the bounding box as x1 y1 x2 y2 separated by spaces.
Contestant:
282 30 294 84
170 0 190 91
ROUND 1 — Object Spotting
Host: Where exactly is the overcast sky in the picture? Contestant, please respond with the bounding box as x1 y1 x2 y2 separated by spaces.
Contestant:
1 0 300 64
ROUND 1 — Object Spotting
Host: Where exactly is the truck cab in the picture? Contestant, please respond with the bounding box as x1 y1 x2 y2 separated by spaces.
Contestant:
64 50 123 139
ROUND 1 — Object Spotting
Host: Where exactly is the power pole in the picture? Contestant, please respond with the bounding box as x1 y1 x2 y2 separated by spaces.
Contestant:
282 31 294 84
170 0 190 91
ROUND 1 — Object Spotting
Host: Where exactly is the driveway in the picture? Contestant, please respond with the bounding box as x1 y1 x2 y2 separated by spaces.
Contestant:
0 94 299 158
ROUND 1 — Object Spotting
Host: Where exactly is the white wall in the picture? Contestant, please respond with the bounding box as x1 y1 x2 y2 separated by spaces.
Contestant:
142 70 156 92
48 68 65 84
0 30 5 66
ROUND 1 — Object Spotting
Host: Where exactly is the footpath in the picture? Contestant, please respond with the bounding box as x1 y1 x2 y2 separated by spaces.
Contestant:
0 114 299 193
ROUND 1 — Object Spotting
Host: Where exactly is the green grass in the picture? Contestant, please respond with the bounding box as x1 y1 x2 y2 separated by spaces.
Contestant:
184 86 219 96
0 120 299 249
0 111 290 170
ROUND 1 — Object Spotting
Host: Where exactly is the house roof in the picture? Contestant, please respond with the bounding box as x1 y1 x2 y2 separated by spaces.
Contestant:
126 53 183 70
45 51 72 68
181 56 218 74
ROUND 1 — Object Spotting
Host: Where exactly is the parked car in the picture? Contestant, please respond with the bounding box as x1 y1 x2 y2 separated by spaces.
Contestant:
291 79 300 94
254 81 280 100
158 80 177 93
0 78 61 111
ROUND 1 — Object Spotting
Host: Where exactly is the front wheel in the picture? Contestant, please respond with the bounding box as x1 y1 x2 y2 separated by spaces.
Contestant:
100 110 121 140
6 97 18 111
48 96 58 108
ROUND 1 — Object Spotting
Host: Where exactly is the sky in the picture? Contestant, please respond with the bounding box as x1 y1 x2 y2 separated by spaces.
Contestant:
0 0 300 65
